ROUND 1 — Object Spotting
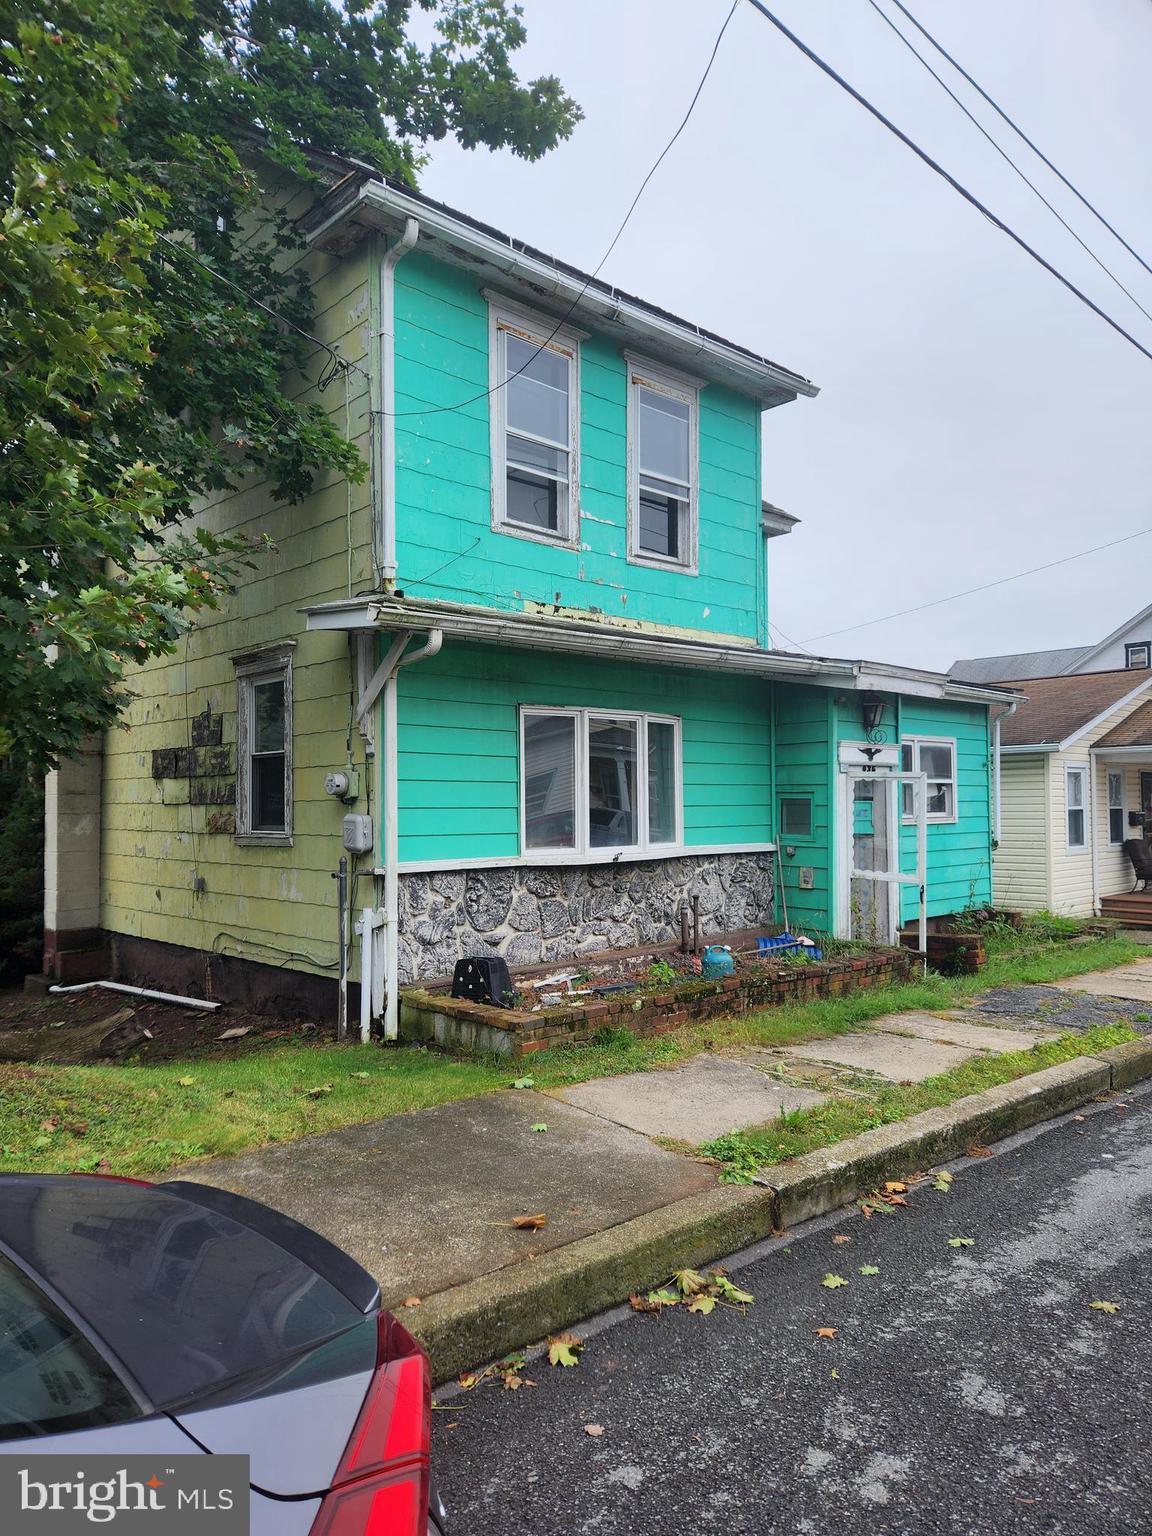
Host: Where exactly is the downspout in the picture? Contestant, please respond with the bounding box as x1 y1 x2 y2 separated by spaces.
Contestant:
382 629 443 1040
378 217 420 591
992 700 1018 845
1089 750 1101 918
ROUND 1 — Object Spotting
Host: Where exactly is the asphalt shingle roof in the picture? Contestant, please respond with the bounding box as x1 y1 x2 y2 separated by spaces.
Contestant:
999 669 1152 747
950 646 1093 683
1095 697 1152 749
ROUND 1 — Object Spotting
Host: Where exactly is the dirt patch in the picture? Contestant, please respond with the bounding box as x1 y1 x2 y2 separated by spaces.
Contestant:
0 988 332 1065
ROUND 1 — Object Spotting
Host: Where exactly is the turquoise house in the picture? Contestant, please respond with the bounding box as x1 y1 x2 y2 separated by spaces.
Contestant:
302 166 1017 1032
44 152 1016 1033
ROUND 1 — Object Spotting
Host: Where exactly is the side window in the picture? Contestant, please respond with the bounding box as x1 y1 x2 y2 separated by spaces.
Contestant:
628 362 699 571
901 738 957 823
234 645 294 844
1066 766 1087 849
1125 642 1150 669
491 307 579 544
779 795 814 839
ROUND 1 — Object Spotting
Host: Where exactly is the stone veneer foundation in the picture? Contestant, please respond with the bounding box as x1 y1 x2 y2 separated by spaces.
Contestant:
396 851 776 985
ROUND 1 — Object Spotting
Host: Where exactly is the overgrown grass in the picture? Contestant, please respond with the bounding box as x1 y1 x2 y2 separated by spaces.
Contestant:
701 1022 1136 1182
0 935 1143 1176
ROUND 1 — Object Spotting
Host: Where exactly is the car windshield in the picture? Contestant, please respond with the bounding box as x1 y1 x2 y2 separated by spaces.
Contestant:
0 1255 141 1440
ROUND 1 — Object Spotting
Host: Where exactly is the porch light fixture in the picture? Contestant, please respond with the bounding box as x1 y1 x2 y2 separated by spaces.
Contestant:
860 693 887 741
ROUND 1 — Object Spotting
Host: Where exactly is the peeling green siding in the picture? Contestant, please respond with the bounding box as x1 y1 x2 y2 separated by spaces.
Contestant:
392 253 764 641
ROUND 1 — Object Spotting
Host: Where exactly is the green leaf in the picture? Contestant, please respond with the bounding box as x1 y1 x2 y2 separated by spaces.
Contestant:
531 1123 548 1133
933 1171 954 1192
947 1236 975 1248
646 1289 681 1307
512 1077 535 1089
821 1273 849 1289
712 1275 755 1305
547 1333 583 1367
687 1294 717 1314
673 1268 708 1296
858 1264 880 1276
1088 1300 1120 1315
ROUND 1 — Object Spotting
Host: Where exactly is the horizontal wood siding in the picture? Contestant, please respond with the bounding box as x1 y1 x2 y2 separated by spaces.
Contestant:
772 685 834 932
1047 751 1094 915
897 699 993 920
992 755 1050 911
393 254 764 642
396 642 773 865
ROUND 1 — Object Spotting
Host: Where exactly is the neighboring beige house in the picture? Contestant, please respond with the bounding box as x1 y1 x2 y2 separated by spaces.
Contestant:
993 669 1152 919
953 603 1152 685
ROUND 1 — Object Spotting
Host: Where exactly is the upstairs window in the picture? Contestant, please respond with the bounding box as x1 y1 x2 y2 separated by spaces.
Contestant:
900 737 957 823
1125 642 1150 669
234 644 294 845
490 306 579 544
521 709 681 859
628 362 699 570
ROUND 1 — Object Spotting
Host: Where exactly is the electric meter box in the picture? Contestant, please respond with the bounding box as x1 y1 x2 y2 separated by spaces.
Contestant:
341 814 374 854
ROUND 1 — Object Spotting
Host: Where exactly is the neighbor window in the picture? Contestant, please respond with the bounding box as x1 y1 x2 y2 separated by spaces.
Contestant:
234 645 293 843
491 306 578 542
779 796 814 840
900 738 957 822
521 709 681 857
1108 771 1125 845
1125 642 1150 669
628 361 699 569
1066 765 1087 850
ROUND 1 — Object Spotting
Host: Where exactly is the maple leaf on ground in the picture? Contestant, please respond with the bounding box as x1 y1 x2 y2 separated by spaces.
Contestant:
502 1373 525 1391
512 1077 535 1089
547 1332 584 1367
831 1234 851 1245
933 1170 954 1192
1089 1300 1120 1315
646 1288 681 1308
673 1268 708 1296
687 1294 717 1315
512 1213 547 1230
966 1142 993 1159
947 1237 975 1248
821 1273 849 1289
530 1123 548 1133
858 1264 880 1276
814 1327 837 1339
630 1292 662 1313
883 1181 907 1194
711 1275 754 1306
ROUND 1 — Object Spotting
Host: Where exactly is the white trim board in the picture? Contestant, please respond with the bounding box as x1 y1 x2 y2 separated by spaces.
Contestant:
387 842 776 875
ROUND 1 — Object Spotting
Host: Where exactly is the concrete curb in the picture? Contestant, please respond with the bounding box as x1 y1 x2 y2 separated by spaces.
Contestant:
412 1044 1149 1383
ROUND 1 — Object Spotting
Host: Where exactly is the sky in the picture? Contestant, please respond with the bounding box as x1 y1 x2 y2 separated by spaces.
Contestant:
416 0 1152 671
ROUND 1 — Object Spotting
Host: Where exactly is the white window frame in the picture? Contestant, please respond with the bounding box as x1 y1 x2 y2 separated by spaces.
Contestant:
1107 770 1125 846
233 643 294 846
488 300 581 549
519 707 683 862
899 736 958 824
1125 641 1151 669
1065 763 1088 852
626 355 701 574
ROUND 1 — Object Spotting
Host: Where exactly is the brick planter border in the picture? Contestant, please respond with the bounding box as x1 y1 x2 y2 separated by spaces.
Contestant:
399 948 917 1058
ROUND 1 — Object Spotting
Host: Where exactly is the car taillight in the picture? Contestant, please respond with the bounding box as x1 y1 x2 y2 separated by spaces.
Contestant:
307 1314 431 1536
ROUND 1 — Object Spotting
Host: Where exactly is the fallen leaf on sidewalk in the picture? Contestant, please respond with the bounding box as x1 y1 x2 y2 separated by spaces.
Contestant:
687 1294 717 1315
584 1424 604 1437
673 1268 708 1296
858 1265 880 1276
883 1181 907 1194
821 1273 848 1289
644 1288 681 1308
814 1327 837 1339
831 1234 851 1245
512 1213 547 1231
530 1122 548 1133
1089 1300 1120 1314
547 1332 584 1368
947 1237 975 1248
933 1171 954 1192
966 1142 993 1159
402 1296 422 1308
630 1292 662 1313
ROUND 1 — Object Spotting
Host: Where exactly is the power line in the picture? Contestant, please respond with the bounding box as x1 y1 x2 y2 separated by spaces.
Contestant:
376 0 741 419
884 0 1152 285
740 0 1152 367
864 0 1152 328
802 525 1152 644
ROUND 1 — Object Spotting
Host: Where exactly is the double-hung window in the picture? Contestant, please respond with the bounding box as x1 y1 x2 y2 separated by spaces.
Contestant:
628 361 699 570
1108 771 1125 845
234 644 294 844
491 306 578 543
521 709 681 858
900 738 957 822
1065 766 1087 849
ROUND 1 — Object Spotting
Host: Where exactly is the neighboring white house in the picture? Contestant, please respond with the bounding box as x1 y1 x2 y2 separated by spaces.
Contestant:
953 604 1152 685
993 668 1152 918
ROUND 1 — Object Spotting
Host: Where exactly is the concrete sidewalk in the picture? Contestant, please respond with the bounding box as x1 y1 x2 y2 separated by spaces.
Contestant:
183 961 1152 1376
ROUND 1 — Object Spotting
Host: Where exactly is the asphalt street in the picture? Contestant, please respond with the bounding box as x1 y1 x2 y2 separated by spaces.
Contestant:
434 1082 1152 1535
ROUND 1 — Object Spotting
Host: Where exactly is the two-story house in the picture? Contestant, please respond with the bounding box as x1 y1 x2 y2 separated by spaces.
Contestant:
40 153 1017 1036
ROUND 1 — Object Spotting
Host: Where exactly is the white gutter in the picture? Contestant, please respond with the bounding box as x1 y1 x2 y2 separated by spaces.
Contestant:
991 699 1019 845
378 218 419 589
381 629 443 1039
49 980 221 1011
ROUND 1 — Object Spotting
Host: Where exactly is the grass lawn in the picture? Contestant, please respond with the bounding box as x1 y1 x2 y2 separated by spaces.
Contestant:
0 933 1145 1177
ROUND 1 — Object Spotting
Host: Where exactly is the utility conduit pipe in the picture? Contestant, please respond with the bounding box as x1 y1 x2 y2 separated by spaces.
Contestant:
49 980 221 1010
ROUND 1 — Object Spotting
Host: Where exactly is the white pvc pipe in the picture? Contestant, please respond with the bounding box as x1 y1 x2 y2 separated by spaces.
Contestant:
49 980 221 1010
358 906 374 1045
379 218 419 589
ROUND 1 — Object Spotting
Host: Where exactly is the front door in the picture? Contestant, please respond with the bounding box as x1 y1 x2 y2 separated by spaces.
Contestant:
837 763 928 949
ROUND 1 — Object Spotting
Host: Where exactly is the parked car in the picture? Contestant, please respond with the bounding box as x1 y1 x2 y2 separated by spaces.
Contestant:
0 1173 446 1534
